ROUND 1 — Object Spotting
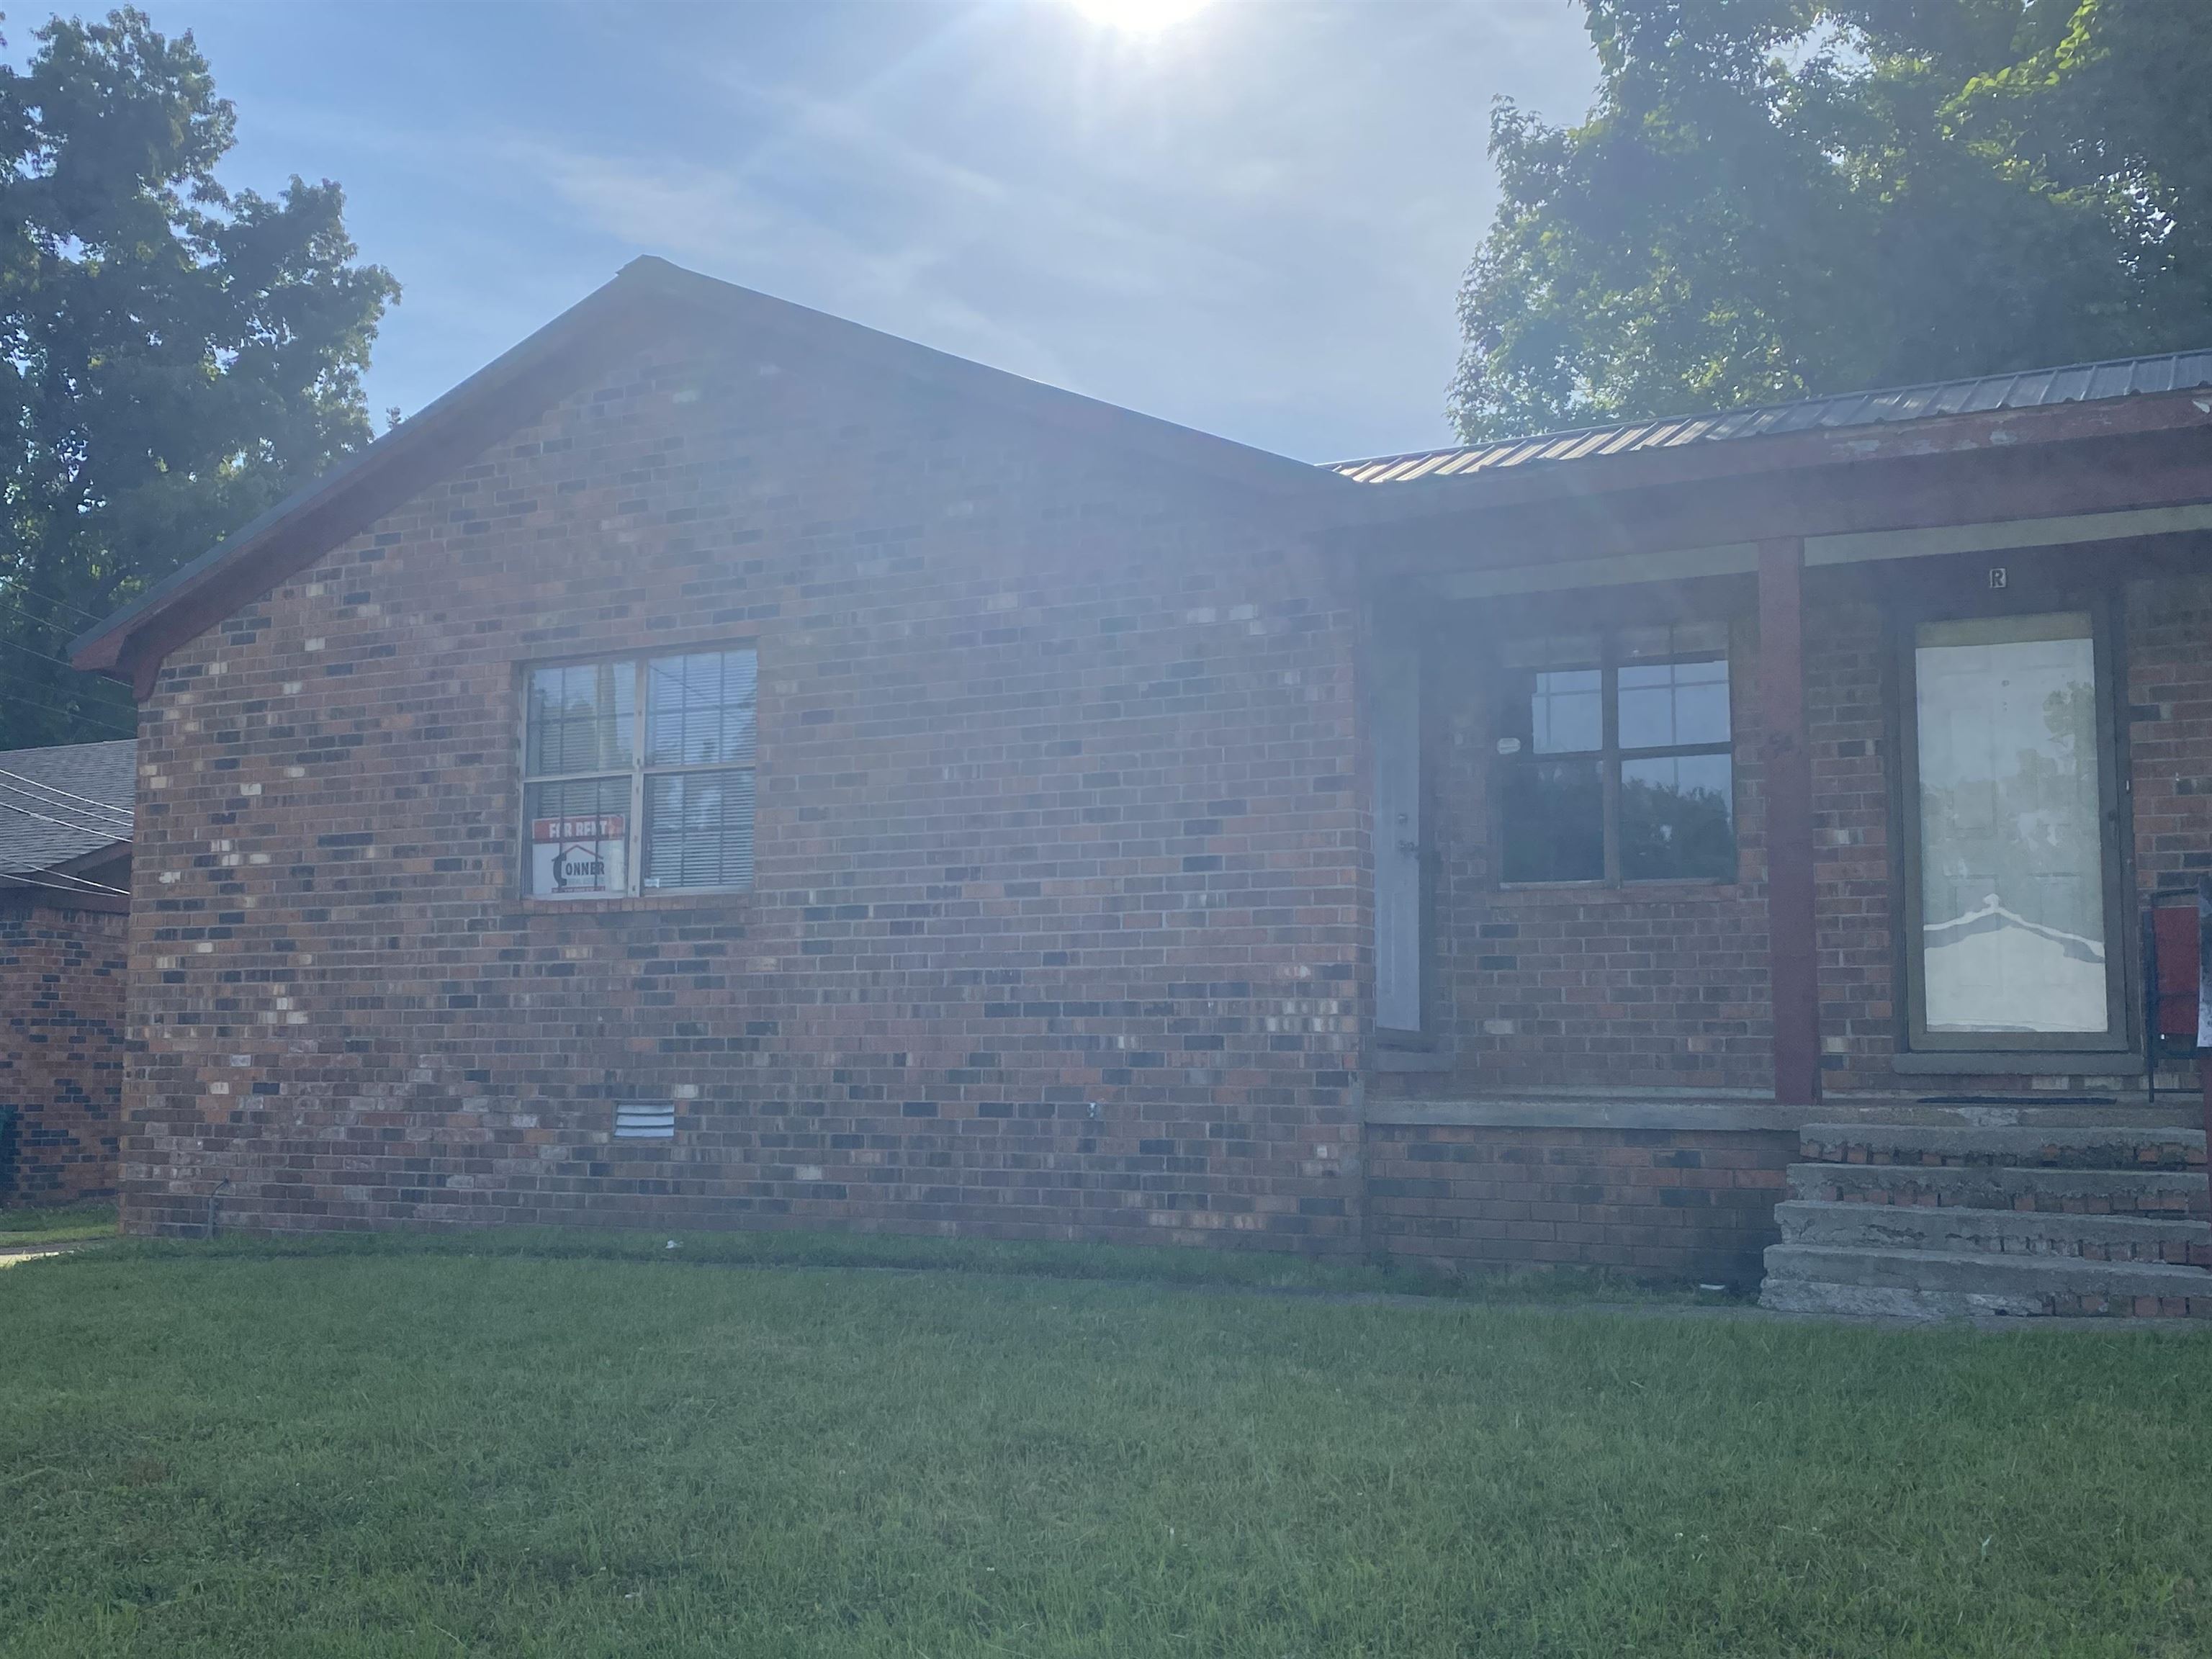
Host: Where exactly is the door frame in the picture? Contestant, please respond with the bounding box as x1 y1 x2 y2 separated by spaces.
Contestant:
1889 584 2136 1055
1370 601 1432 1043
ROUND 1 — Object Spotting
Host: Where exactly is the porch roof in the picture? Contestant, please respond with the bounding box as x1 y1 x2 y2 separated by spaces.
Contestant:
1328 346 2212 485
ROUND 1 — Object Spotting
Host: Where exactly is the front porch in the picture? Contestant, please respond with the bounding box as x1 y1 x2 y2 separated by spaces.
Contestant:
1359 1090 2208 1298
1335 369 2212 1307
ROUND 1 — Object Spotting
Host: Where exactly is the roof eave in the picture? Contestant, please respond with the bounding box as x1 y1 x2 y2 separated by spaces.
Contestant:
70 264 673 687
71 256 1348 691
1324 387 2212 531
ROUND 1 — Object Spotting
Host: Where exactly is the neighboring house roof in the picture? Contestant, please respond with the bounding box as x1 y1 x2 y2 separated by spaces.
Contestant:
1327 347 2212 484
69 256 1337 692
0 739 134 878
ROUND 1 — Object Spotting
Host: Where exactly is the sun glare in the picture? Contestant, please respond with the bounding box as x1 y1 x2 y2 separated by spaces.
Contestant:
1064 0 1210 35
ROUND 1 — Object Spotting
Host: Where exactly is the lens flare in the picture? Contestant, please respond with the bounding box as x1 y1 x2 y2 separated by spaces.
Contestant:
1064 0 1211 35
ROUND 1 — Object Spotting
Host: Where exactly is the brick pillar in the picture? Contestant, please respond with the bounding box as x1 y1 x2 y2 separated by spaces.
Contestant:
1758 539 1820 1105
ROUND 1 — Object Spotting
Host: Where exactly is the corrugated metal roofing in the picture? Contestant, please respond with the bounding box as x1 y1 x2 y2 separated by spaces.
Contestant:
1328 347 2212 484
0 739 134 877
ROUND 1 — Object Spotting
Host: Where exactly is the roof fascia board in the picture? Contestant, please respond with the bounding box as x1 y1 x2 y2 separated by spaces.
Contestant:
73 279 670 689
1415 502 2212 600
1 839 130 912
1805 500 2212 567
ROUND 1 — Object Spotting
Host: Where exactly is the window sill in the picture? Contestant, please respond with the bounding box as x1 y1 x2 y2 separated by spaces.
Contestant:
1889 1050 2141 1076
1493 878 1741 899
517 887 755 916
1370 1047 1455 1074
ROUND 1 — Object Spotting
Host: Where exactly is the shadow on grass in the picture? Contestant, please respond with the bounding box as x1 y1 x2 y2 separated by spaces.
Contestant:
0 1201 119 1247
84 1220 1737 1308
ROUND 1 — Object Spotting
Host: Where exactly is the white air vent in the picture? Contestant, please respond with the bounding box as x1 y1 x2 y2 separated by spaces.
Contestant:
613 1101 676 1140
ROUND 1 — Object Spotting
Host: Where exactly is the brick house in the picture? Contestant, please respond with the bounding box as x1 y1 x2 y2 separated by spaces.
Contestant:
0 739 133 1202
69 260 2212 1311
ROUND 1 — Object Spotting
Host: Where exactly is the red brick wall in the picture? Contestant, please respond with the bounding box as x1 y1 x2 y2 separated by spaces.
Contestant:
2125 567 2212 903
1414 600 1776 1093
123 326 1370 1249
1 901 127 1202
1366 1124 1795 1286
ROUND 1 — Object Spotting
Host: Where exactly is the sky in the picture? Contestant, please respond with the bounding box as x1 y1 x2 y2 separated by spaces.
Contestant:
127 1 1598 463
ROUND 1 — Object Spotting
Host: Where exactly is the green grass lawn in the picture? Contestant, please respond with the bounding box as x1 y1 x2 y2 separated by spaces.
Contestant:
2 1244 2208 1657
0 1200 116 1247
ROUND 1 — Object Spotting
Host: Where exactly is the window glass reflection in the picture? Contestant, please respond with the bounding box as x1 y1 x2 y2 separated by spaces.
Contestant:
1617 657 1730 750
1620 753 1735 880
1529 668 1603 754
1502 757 1604 882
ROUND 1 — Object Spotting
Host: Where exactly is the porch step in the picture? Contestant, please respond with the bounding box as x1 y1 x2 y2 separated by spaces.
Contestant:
1784 1161 2203 1216
1761 1119 2212 1318
1775 1200 2211 1266
1760 1244 2212 1319
1799 1123 2206 1172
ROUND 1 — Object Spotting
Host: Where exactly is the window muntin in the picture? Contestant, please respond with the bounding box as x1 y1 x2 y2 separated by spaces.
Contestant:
1498 622 1735 885
523 649 757 898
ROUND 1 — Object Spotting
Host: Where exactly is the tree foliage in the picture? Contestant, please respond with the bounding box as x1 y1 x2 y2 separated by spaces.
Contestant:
1452 0 2212 441
0 9 396 747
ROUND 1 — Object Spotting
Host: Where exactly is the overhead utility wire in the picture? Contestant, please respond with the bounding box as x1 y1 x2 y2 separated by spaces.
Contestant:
0 791 134 845
3 856 130 896
0 778 131 835
0 868 130 900
0 688 135 739
0 765 132 825
0 577 112 628
0 627 95 676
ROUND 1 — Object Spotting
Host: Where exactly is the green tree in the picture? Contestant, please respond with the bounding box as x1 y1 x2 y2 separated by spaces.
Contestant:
0 8 396 747
1452 0 2212 442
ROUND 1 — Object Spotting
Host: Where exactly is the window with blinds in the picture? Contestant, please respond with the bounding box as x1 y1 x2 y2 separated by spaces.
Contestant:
521 648 757 898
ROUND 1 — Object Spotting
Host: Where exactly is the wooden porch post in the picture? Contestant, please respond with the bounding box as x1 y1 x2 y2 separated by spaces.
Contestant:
1758 537 1820 1105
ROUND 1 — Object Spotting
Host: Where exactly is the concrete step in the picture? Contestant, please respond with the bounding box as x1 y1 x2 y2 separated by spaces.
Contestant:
1786 1160 2203 1217
1759 1243 2212 1319
1799 1123 2206 1172
1776 1199 2212 1266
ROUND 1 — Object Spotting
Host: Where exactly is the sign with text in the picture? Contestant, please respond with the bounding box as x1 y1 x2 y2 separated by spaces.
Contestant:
532 814 626 897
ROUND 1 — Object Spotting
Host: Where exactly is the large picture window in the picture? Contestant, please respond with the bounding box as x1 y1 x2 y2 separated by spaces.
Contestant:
522 649 757 899
1496 621 1735 884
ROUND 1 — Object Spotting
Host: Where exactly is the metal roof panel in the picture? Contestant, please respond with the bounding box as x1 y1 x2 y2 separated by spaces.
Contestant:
1328 345 2212 482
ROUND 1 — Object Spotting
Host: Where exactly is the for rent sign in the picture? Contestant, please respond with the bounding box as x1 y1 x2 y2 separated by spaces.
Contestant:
532 814 626 896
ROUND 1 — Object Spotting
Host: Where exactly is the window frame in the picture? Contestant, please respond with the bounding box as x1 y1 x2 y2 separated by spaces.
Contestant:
1493 622 1740 889
517 646 759 902
1892 595 2133 1055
